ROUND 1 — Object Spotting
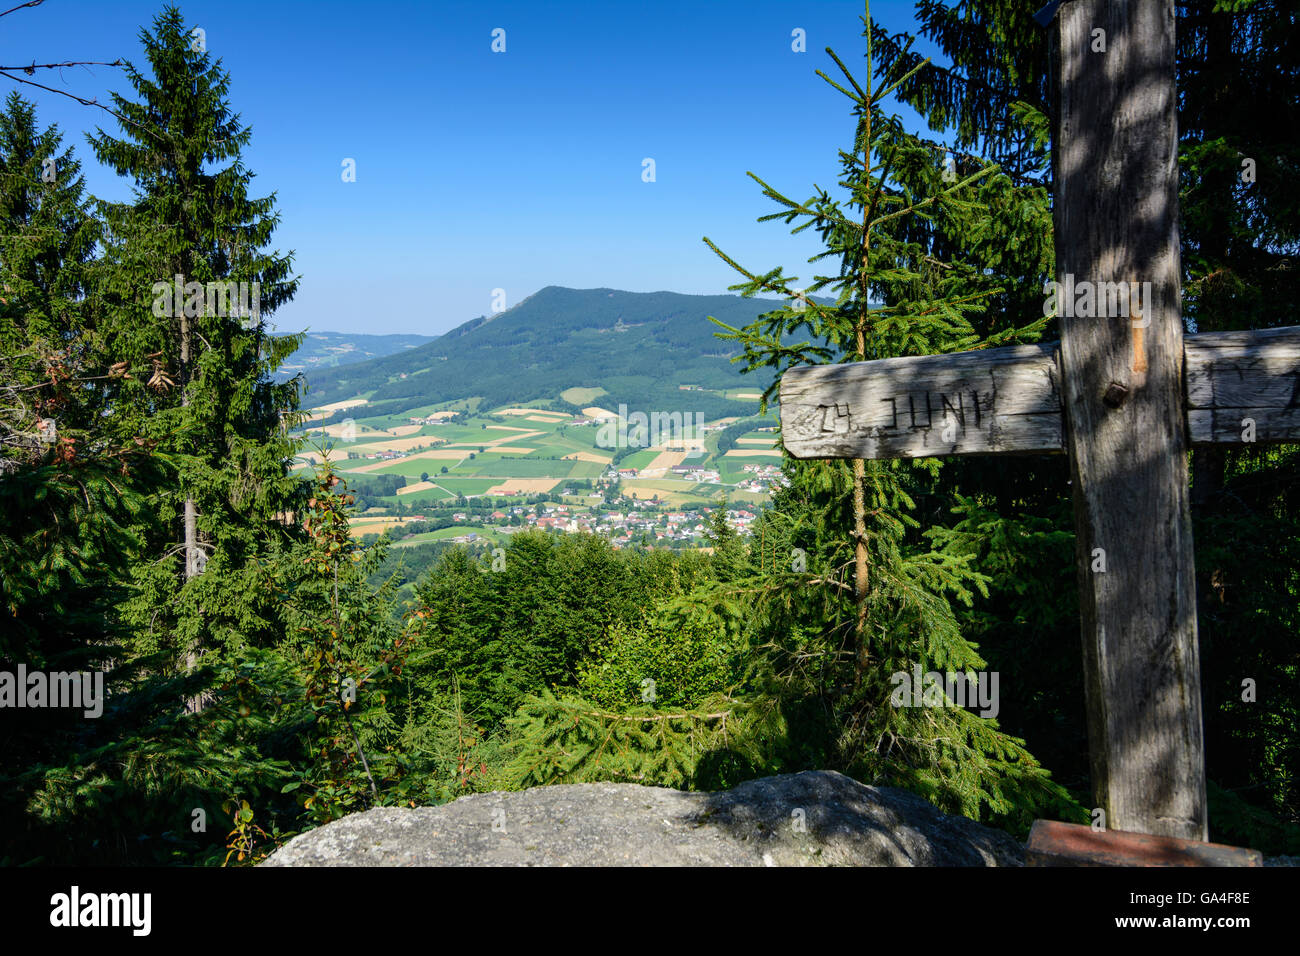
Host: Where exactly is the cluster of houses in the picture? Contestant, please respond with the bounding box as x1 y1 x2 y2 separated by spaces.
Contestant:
445 502 760 547
608 462 724 483
669 463 723 483
737 462 786 494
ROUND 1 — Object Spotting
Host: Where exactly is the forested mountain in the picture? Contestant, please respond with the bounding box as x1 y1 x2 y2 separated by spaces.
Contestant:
300 287 814 415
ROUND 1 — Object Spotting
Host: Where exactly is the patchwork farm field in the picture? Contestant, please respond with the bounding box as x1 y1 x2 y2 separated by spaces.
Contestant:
291 397 781 514
462 457 598 478
434 477 513 496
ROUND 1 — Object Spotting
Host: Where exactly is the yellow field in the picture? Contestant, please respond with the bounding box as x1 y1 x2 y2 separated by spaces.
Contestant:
560 387 606 405
484 478 559 495
583 406 617 419
621 485 668 500
639 450 688 476
340 459 401 474
386 424 422 436
352 436 447 453
736 437 778 445
300 399 369 426
295 448 379 467
649 436 707 451
396 480 437 496
347 517 427 537
315 398 369 414
732 392 762 399
563 451 612 463
487 446 536 454
723 448 784 457
398 448 468 460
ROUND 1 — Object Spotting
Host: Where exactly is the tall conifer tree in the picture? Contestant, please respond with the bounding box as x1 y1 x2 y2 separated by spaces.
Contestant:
88 6 304 691
0 92 143 664
702 0 1070 825
863 3 1085 789
0 91 102 463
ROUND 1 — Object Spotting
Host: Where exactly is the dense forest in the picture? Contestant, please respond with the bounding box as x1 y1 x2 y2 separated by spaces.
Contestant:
1 1 1296 867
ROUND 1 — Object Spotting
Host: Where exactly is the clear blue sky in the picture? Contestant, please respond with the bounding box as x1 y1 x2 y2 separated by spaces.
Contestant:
2 1 947 335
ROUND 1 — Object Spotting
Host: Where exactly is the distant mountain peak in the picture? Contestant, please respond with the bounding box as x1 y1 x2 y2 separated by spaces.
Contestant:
298 287 807 414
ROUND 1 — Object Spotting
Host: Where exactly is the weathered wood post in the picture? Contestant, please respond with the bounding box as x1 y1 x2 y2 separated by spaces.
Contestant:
1052 0 1206 840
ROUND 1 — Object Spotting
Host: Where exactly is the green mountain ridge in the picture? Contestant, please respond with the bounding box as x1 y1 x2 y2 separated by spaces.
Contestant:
299 286 819 416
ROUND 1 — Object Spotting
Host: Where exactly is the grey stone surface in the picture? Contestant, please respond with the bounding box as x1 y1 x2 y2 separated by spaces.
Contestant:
262 770 1025 867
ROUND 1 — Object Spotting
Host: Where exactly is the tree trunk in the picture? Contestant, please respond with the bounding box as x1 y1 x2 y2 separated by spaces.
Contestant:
1053 0 1206 839
851 89 875 691
851 457 870 688
179 311 204 713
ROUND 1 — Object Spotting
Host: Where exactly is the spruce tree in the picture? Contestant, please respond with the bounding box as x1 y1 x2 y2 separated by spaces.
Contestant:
87 6 304 690
0 94 198 864
702 502 746 581
0 91 102 466
700 0 1072 827
862 3 1086 790
0 92 156 668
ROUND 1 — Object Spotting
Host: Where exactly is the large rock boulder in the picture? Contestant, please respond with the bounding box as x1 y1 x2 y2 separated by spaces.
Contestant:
263 770 1024 867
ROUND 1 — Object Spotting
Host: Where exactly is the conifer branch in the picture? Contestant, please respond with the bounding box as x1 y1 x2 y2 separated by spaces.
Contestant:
873 56 930 106
747 172 860 232
814 69 862 105
578 707 733 723
823 48 868 103
702 238 838 329
860 144 897 235
869 163 1000 229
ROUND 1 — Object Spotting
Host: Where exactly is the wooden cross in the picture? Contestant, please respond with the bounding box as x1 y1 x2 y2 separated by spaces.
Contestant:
779 1 1294 842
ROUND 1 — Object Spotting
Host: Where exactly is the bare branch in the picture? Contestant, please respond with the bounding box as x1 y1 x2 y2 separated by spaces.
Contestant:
0 59 123 72
0 0 45 20
0 62 163 141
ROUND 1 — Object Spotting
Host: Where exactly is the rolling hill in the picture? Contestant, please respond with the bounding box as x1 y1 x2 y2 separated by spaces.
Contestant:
274 330 437 380
297 287 806 417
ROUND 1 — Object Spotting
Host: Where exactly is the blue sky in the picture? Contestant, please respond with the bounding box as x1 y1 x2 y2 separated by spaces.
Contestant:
2 0 949 336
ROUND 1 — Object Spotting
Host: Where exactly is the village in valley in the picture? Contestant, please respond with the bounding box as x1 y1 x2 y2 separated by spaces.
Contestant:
291 387 786 553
